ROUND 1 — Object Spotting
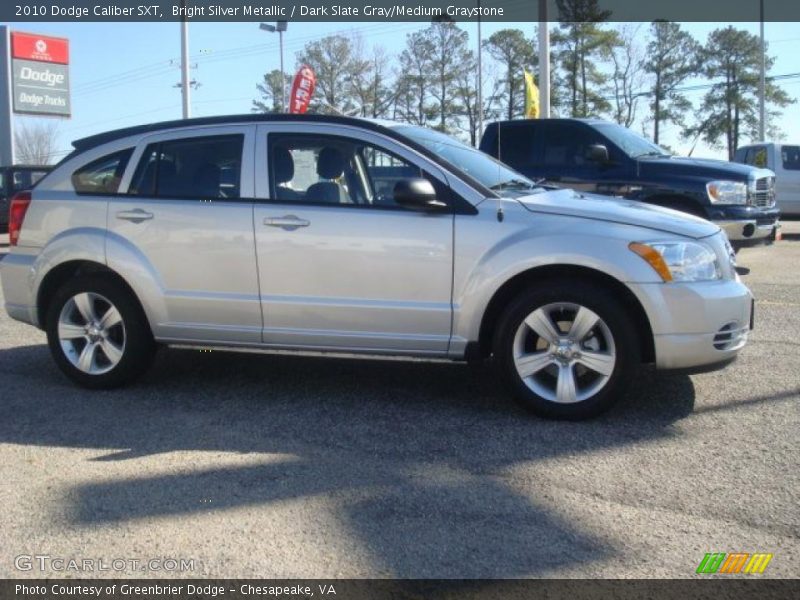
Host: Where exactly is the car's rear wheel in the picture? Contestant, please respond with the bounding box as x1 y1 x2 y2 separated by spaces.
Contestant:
493 281 639 420
46 275 155 389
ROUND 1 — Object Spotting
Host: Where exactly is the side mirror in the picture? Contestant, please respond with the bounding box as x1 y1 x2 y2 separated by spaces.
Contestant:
586 144 610 164
393 178 448 212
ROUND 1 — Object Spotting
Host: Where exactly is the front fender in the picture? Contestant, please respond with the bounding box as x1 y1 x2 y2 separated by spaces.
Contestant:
451 207 667 347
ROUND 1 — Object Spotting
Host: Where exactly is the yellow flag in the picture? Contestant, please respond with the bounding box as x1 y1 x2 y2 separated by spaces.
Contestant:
524 70 540 119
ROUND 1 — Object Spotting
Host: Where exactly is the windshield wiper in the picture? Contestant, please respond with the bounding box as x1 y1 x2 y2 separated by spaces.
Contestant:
634 151 670 159
490 178 540 191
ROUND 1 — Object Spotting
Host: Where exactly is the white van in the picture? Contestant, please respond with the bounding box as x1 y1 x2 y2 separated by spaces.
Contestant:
734 143 800 216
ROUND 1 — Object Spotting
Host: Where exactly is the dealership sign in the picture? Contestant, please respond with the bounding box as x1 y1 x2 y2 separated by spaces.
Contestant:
10 32 70 117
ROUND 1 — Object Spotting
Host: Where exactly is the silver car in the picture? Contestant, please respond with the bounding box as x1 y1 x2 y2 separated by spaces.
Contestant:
1 115 753 419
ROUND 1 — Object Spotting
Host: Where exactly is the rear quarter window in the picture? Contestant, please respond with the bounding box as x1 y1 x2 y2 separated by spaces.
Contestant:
71 149 133 195
781 145 800 171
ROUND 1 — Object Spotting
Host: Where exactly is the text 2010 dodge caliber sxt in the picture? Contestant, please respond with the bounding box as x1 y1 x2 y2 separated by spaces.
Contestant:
1 115 753 419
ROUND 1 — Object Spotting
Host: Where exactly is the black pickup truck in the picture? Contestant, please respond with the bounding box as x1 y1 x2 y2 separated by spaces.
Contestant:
1 165 51 232
480 118 780 249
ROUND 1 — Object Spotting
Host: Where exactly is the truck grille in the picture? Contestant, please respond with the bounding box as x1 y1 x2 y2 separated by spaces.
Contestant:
750 176 775 207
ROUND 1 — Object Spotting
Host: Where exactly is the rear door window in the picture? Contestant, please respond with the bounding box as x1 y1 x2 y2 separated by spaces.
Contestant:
72 149 133 195
781 145 800 171
129 135 243 199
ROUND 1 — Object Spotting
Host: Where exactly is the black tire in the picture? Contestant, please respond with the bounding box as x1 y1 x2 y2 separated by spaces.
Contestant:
45 274 155 389
493 280 639 420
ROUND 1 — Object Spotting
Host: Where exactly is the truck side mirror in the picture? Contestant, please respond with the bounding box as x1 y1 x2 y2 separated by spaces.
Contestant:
586 144 610 164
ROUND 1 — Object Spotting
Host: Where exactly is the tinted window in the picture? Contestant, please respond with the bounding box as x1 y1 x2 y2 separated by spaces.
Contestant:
268 134 430 208
72 149 133 195
496 123 536 168
782 145 800 171
394 125 540 193
542 124 606 167
12 169 48 192
130 135 243 198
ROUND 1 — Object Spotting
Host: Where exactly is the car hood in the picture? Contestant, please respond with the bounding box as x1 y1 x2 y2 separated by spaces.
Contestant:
514 188 719 239
638 155 758 180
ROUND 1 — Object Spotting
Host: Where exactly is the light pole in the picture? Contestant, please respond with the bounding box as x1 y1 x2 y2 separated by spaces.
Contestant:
180 0 190 119
476 0 483 143
260 21 288 112
758 0 766 141
538 0 550 119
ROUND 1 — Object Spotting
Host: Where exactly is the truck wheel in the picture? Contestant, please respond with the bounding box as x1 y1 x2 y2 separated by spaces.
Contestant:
493 281 639 420
45 275 156 389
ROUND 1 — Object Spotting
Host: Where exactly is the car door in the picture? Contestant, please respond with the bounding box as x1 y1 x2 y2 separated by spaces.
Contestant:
776 145 800 214
539 122 629 194
253 123 454 353
108 125 262 343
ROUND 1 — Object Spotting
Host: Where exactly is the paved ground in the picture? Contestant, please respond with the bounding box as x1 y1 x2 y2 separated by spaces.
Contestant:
0 225 797 579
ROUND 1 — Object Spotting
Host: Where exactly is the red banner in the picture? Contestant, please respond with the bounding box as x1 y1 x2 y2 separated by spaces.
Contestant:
11 32 70 64
288 65 316 114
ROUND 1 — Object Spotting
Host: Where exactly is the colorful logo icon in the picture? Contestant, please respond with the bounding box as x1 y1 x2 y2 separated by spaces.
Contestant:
696 552 773 574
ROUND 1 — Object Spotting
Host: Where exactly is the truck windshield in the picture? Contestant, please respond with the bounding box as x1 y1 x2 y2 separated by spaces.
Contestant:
594 123 671 159
393 125 541 193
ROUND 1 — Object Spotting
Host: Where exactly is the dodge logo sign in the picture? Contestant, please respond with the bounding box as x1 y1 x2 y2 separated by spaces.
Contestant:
9 32 70 117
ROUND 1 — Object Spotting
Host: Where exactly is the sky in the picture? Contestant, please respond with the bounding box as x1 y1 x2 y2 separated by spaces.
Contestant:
6 19 800 163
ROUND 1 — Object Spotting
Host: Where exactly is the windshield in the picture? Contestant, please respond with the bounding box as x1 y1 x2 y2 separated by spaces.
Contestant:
392 125 540 194
594 122 671 159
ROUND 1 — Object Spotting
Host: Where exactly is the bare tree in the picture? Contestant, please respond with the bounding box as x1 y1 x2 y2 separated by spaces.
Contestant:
348 39 395 119
609 24 646 128
14 120 60 165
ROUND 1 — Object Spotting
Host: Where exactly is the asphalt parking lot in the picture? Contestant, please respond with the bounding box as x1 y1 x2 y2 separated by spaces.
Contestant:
0 225 798 579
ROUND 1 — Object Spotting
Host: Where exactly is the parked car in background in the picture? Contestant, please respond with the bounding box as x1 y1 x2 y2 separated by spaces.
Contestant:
1 114 753 420
0 165 51 233
733 142 800 216
480 119 780 249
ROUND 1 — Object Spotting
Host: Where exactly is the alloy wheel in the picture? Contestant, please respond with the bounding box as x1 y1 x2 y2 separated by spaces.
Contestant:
57 292 126 375
512 302 616 404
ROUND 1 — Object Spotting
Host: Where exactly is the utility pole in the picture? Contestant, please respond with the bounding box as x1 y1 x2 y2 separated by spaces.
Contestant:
476 0 483 143
180 7 190 119
758 0 766 141
538 0 551 118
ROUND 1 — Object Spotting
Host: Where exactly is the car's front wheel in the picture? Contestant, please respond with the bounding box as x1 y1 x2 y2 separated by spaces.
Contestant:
494 281 639 420
46 275 155 389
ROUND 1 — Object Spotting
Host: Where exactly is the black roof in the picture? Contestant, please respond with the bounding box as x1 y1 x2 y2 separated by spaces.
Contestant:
72 113 393 152
486 117 608 126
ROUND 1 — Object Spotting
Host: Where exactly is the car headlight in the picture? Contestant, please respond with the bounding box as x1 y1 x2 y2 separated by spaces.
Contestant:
706 180 747 204
629 241 721 282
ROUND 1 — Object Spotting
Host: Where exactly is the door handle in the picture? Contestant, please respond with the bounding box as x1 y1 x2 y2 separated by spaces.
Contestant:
264 215 310 230
116 209 154 223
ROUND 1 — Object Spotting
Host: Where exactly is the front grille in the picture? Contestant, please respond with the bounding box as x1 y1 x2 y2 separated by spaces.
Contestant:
713 322 748 351
750 176 776 207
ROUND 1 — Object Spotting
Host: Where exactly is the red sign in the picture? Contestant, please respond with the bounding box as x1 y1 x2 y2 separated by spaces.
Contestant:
11 32 69 65
289 65 316 114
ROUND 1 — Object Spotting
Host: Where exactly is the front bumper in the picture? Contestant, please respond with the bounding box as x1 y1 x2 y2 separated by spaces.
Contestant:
628 278 753 371
711 205 780 243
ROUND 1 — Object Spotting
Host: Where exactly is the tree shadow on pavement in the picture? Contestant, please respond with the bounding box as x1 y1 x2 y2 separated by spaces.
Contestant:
0 344 698 577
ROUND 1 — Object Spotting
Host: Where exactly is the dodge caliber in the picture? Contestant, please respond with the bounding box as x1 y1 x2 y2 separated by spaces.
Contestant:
1 115 753 419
